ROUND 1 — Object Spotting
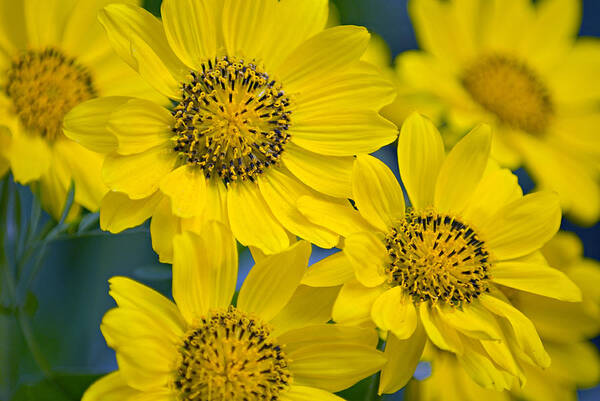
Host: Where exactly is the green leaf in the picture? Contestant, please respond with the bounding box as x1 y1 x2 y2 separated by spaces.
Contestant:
10 373 102 401
23 292 38 316
77 212 99 234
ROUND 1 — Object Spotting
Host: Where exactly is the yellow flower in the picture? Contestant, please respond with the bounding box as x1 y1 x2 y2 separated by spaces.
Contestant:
63 0 397 261
82 222 385 401
397 0 600 224
299 112 582 394
0 0 161 219
404 232 600 401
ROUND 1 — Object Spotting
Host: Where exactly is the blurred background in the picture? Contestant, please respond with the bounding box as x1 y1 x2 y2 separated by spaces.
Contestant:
0 0 598 400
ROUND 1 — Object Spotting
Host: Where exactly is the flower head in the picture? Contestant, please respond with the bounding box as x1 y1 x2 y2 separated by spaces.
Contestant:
0 0 161 219
299 112 582 394
64 0 397 261
395 0 600 224
82 222 385 401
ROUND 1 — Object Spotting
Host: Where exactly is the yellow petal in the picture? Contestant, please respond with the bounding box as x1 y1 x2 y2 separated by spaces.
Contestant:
237 240 311 322
103 144 178 199
482 191 561 260
115 338 175 391
0 1 27 55
181 179 229 230
150 197 181 263
379 324 426 394
108 98 173 155
281 386 344 401
24 0 74 48
419 303 464 354
434 124 492 214
161 0 222 70
492 261 581 302
353 154 405 231
270 285 340 335
289 343 386 392
9 128 51 184
100 191 163 233
258 169 338 249
280 324 378 355
108 276 185 338
297 196 372 239
282 142 353 199
479 294 550 368
301 252 354 287
397 112 445 209
371 287 417 339
159 165 207 218
82 372 141 401
332 279 384 326
63 97 128 154
227 181 289 254
172 223 237 324
541 231 582 269
280 26 369 90
99 4 188 98
344 231 388 287
290 110 397 157
457 346 512 391
437 302 502 341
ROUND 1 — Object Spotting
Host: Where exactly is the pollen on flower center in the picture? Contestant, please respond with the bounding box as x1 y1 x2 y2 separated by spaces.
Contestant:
173 306 291 401
172 56 292 185
462 54 553 134
5 48 96 141
385 209 491 307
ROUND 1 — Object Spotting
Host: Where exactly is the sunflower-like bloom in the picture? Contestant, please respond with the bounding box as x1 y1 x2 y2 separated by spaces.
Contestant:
396 0 600 224
298 113 582 394
404 232 600 401
0 0 161 219
63 0 397 261
83 222 385 401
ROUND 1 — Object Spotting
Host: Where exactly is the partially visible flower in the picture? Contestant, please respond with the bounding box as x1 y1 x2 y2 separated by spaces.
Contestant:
299 112 581 394
0 0 162 219
64 0 397 261
404 232 600 401
397 0 600 224
83 222 385 401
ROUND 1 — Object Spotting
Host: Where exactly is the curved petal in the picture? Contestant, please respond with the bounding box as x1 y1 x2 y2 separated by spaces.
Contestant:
279 26 369 90
63 96 129 154
280 324 378 355
108 98 173 156
289 343 386 392
352 155 405 231
99 4 188 98
258 169 338 248
437 302 502 341
301 251 354 287
290 110 397 157
379 323 426 395
9 129 51 184
115 339 175 391
282 143 353 199
270 285 340 335
344 231 388 287
434 124 492 214
297 196 372 239
332 279 384 326
161 0 222 70
160 165 207 218
238 240 311 322
180 179 229 229
24 0 75 48
482 191 561 260
100 191 163 233
479 294 550 368
397 112 445 209
103 144 178 199
281 386 344 401
82 372 141 401
227 181 289 253
150 196 181 263
371 287 417 340
419 303 464 354
492 261 581 301
457 346 512 391
172 223 237 324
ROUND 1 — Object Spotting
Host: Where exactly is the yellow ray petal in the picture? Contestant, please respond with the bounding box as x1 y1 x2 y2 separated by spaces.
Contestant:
280 385 344 401
371 287 417 340
297 196 372 239
24 0 76 48
238 240 311 322
398 112 445 210
344 231 388 287
9 127 51 184
332 279 384 326
301 252 354 287
150 197 181 263
100 191 162 233
419 303 464 354
82 372 141 401
280 324 378 355
160 165 207 218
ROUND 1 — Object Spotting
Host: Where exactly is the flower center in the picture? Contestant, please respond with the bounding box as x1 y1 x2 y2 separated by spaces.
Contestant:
462 54 553 134
172 56 292 185
173 306 291 401
385 209 491 307
5 48 96 141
